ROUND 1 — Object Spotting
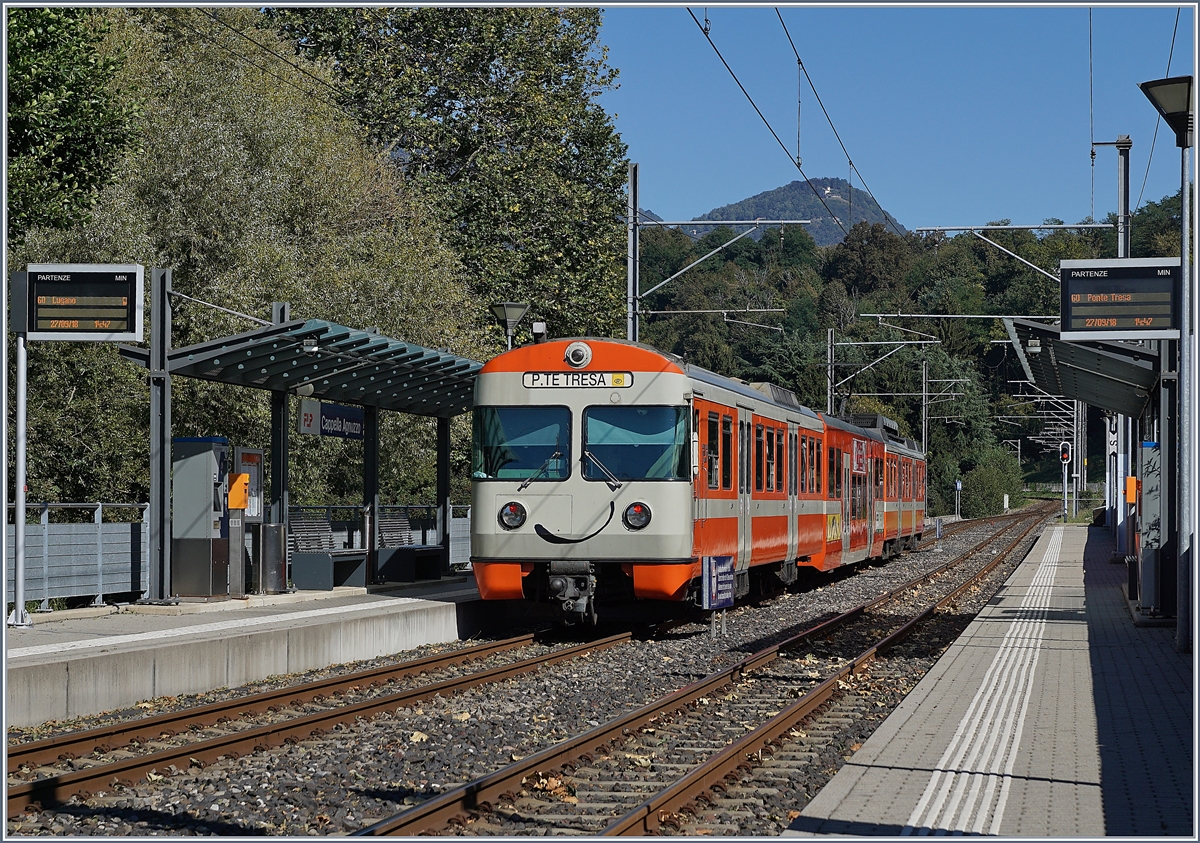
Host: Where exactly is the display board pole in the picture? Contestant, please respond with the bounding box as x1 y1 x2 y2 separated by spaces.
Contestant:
7 332 30 627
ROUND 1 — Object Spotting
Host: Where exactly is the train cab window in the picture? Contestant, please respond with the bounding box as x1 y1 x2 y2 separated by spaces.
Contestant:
721 416 733 490
582 405 689 481
876 458 884 498
706 413 720 489
472 406 570 480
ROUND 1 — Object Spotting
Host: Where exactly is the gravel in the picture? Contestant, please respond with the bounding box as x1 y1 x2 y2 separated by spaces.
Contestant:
6 514 1048 837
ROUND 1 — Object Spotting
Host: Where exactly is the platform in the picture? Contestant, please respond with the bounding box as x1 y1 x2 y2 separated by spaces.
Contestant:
3 577 539 730
785 523 1194 837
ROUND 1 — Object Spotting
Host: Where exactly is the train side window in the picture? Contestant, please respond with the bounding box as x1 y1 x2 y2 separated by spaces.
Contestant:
826 443 835 500
765 427 775 491
809 436 816 494
721 416 732 490
837 449 844 500
787 437 796 494
775 429 784 493
811 439 820 499
755 424 764 492
799 434 807 494
706 412 720 489
738 421 745 494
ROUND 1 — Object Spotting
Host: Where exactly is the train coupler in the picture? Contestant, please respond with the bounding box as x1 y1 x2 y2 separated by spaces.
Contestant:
547 560 597 625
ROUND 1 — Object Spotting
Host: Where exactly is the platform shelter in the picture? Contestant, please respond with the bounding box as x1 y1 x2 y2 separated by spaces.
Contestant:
119 270 481 600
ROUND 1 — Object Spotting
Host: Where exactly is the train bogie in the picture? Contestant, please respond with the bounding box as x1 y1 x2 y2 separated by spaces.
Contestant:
470 337 926 623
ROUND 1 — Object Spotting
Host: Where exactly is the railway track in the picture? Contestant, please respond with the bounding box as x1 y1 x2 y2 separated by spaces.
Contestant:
6 632 632 818
354 504 1052 835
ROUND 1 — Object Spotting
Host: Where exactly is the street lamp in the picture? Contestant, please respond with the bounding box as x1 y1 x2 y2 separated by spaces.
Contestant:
490 302 529 351
1139 75 1193 654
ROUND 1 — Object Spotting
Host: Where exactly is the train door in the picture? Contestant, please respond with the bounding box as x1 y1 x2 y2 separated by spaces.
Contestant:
737 406 754 570
787 425 798 563
841 450 851 557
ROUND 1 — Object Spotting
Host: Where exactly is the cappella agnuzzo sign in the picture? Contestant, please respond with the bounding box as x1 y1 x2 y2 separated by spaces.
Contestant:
298 398 364 440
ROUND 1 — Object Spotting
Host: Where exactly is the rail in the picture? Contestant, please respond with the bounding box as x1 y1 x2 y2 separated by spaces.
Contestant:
353 506 1052 835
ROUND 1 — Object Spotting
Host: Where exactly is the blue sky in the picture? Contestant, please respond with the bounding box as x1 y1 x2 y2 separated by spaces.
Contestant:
598 5 1196 232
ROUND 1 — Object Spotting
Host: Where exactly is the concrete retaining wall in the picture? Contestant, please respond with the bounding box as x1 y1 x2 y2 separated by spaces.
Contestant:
6 600 460 728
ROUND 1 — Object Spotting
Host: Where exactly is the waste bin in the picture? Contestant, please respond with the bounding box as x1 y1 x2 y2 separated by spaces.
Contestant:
251 523 287 594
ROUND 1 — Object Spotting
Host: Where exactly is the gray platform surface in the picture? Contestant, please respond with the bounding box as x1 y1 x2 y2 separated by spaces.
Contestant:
785 524 1194 837
4 579 483 729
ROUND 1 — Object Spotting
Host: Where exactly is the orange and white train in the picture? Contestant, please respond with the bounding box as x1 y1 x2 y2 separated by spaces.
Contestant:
470 338 926 624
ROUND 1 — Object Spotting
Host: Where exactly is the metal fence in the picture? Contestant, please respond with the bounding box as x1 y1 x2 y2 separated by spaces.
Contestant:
7 502 474 610
288 504 472 568
5 503 149 609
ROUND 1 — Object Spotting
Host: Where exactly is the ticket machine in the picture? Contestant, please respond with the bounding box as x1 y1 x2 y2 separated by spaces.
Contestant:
172 437 230 599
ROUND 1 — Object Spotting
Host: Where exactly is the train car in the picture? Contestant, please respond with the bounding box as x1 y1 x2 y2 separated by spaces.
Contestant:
470 337 925 624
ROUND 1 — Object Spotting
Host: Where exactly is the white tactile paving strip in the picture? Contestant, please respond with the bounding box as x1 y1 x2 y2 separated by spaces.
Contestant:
783 523 1193 837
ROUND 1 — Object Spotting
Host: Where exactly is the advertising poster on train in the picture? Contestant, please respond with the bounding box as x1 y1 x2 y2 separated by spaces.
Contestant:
853 439 868 474
702 555 735 610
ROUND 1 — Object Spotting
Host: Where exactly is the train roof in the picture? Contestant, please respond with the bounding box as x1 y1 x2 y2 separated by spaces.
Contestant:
685 364 822 421
496 337 921 458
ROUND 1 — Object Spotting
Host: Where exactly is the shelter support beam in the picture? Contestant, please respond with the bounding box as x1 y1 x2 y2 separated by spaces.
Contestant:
364 406 379 580
437 416 451 575
148 269 173 601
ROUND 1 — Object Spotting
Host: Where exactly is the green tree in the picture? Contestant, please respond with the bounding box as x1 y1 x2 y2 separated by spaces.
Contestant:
960 448 1024 517
9 9 486 505
270 7 629 340
6 8 140 239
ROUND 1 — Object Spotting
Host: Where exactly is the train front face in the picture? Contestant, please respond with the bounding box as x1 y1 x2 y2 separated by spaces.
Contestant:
470 339 696 625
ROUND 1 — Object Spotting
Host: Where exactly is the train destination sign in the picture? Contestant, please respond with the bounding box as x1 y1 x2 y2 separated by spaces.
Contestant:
1060 258 1180 341
19 264 144 342
522 371 633 388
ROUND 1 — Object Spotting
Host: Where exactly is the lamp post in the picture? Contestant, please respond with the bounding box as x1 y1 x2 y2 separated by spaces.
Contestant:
1139 75 1193 653
490 302 529 351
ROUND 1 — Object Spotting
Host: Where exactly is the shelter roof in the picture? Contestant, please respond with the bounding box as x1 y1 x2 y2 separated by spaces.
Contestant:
1009 319 1159 418
121 319 482 417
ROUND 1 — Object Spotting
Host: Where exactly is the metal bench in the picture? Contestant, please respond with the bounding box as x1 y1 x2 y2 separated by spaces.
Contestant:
288 512 367 590
375 509 444 582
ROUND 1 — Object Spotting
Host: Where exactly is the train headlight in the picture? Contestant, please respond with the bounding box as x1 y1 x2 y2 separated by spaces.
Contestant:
623 502 652 530
564 341 592 368
498 501 527 530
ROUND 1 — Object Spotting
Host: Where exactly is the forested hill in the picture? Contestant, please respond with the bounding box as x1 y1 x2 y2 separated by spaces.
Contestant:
695 178 906 246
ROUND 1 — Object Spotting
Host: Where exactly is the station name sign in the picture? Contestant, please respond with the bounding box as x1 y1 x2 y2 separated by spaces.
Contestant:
13 264 144 342
1060 258 1180 341
298 398 364 440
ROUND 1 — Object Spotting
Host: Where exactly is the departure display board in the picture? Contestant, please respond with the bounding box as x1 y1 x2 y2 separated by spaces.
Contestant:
21 264 144 341
1060 258 1180 341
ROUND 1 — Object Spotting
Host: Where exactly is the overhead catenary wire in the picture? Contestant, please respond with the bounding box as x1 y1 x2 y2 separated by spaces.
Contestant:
169 11 353 125
1136 8 1182 211
775 8 905 238
1089 8 1095 221
688 8 847 238
201 10 345 101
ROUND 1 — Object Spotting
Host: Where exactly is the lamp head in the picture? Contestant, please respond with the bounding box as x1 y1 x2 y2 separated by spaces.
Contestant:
489 302 530 333
1139 76 1194 148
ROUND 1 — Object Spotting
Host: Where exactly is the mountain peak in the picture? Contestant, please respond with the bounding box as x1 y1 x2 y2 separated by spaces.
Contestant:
695 178 905 247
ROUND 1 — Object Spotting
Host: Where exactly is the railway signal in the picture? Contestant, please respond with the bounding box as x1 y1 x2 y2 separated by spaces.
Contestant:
1060 441 1071 521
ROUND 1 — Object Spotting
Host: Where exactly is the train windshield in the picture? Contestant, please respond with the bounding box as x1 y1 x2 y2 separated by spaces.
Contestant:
582 406 690 481
471 406 570 480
